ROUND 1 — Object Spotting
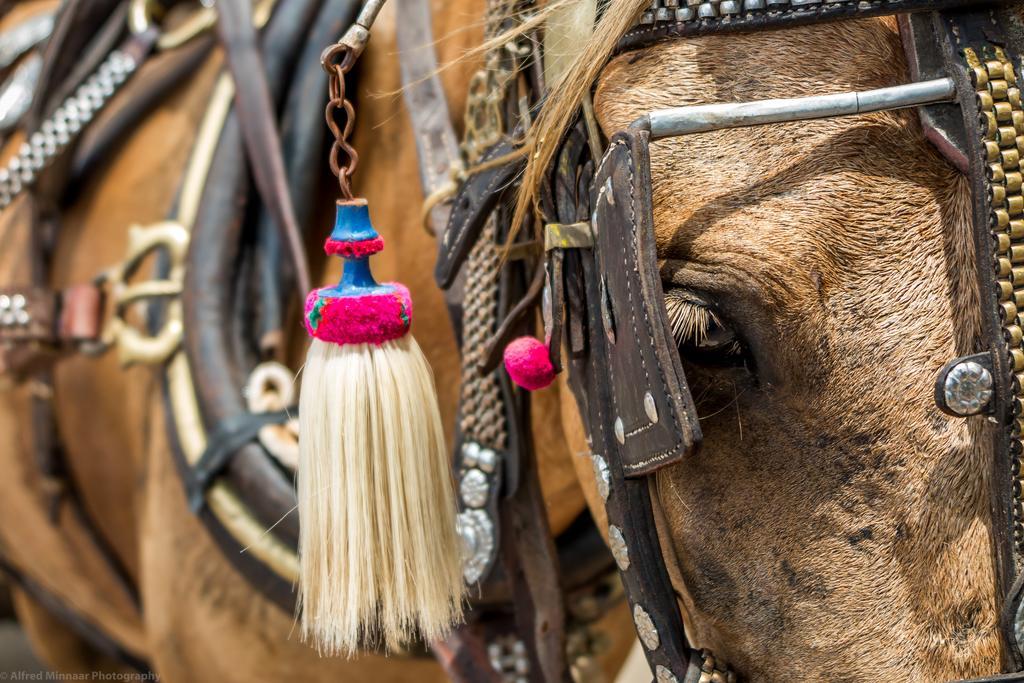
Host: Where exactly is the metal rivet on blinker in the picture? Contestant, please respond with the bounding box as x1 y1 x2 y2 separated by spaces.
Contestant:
633 605 661 651
604 176 615 206
609 525 630 571
600 276 616 344
644 391 658 423
592 454 610 501
655 666 679 683
614 417 625 445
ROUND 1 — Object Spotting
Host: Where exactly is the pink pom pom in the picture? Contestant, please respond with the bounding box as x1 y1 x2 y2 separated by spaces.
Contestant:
503 336 556 391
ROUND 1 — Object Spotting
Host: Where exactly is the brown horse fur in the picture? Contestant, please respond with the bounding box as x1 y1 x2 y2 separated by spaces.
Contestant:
0 0 641 680
562 12 1002 683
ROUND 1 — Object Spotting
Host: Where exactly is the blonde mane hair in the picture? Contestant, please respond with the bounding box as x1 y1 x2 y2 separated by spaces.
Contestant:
510 0 652 236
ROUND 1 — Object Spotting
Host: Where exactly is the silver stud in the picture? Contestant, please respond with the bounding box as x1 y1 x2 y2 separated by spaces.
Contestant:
943 361 993 416
614 417 625 444
0 312 12 326
14 310 29 326
656 666 679 683
644 391 659 423
675 6 695 19
603 176 615 206
697 2 718 17
477 447 498 474
462 440 480 467
592 454 610 501
633 605 660 650
0 295 10 310
11 293 25 310
719 0 741 13
609 525 630 571
600 277 616 344
456 509 494 584
460 468 489 508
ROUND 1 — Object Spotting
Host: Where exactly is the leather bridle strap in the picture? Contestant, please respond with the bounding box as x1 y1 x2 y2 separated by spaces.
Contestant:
394 0 467 339
934 7 1024 670
214 0 311 301
394 0 463 237
571 129 703 683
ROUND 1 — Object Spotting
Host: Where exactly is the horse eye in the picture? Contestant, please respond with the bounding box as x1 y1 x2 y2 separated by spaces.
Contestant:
663 289 749 369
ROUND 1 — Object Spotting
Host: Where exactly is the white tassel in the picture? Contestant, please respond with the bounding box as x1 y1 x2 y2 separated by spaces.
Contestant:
298 336 464 654
296 200 464 655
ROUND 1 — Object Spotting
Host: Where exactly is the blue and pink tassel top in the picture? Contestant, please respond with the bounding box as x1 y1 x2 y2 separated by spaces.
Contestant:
304 200 412 346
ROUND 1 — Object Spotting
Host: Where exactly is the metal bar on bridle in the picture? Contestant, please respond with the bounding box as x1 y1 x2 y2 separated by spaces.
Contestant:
642 77 956 139
339 0 388 57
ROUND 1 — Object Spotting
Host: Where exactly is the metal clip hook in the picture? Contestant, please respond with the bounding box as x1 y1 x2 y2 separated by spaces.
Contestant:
336 0 388 61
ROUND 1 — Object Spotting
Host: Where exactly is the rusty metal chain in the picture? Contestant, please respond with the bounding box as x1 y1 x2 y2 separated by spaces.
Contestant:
321 44 359 199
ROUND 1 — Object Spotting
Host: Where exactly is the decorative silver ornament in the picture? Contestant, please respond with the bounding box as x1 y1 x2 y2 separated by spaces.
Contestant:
462 440 481 467
698 2 718 18
488 635 530 682
655 665 679 683
644 391 659 423
633 604 660 651
614 417 625 445
943 360 993 416
1 48 139 210
460 468 489 508
477 447 498 474
609 525 630 571
591 454 610 501
456 509 494 584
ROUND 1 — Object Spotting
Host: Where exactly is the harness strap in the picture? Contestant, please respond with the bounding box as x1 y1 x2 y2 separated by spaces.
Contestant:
395 0 467 339
0 284 102 375
0 558 152 675
214 0 311 301
571 129 703 682
934 8 1024 669
186 409 293 513
435 137 525 290
394 0 463 238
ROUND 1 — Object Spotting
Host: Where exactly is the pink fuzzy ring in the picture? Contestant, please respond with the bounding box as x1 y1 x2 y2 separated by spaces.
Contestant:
324 236 385 258
304 283 412 346
503 336 556 391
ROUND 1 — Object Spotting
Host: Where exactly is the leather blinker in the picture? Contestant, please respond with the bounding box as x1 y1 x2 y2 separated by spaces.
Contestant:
589 129 701 477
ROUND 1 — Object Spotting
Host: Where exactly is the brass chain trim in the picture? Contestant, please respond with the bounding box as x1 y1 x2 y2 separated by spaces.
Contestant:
965 47 1024 551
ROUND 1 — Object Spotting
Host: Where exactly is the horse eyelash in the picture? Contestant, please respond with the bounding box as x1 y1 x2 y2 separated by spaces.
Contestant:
664 291 744 358
664 290 719 347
